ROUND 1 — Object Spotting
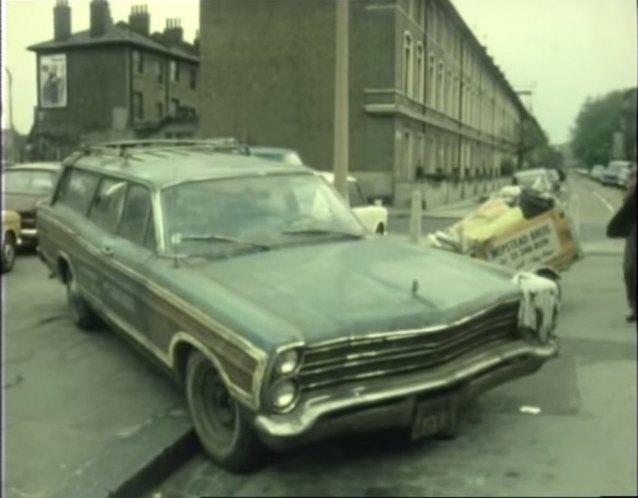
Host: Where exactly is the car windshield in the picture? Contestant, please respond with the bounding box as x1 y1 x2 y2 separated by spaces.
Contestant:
161 173 365 256
2 170 56 195
515 171 547 189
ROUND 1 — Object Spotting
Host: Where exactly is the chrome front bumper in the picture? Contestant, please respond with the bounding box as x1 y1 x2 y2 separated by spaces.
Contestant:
18 228 37 246
254 340 558 449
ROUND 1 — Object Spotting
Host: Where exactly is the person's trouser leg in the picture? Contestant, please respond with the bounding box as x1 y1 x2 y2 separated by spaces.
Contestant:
624 232 636 317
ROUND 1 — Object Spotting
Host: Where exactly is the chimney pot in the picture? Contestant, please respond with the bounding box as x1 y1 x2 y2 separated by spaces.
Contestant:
54 0 71 41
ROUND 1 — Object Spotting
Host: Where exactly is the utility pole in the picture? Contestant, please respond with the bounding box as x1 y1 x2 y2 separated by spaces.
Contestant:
333 0 349 201
4 67 15 163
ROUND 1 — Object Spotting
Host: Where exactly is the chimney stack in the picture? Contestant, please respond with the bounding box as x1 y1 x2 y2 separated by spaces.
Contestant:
129 5 150 37
54 0 71 41
163 18 184 45
90 0 112 38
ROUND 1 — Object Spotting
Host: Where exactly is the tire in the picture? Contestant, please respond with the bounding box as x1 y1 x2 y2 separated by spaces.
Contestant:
1 232 17 274
375 223 386 235
185 351 264 472
65 266 100 330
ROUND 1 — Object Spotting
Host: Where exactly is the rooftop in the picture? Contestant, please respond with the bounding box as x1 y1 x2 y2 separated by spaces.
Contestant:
28 23 198 63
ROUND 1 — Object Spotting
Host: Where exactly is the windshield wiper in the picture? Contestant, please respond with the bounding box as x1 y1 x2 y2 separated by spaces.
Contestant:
281 228 364 239
179 234 271 251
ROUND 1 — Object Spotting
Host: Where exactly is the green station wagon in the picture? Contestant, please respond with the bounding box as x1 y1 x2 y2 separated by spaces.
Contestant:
36 141 560 471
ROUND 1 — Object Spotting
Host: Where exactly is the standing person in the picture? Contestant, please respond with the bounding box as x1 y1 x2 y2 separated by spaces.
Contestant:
607 168 637 322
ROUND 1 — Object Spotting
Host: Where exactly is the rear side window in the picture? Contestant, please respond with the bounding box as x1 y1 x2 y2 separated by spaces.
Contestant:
119 184 153 247
56 168 100 214
89 178 128 233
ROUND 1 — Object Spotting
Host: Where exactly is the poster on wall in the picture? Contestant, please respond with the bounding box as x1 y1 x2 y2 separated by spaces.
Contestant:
39 54 67 108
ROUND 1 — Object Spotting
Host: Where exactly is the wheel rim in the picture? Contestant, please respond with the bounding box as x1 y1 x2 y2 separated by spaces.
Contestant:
3 240 15 266
196 368 238 448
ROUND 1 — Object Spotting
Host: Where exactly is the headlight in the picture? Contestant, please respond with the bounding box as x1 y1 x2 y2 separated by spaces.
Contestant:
274 349 300 376
271 380 298 411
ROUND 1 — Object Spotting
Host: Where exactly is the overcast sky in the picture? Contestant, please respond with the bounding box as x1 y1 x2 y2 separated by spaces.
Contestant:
2 0 637 144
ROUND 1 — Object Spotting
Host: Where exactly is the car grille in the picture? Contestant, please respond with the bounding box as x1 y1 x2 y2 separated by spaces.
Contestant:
298 300 521 392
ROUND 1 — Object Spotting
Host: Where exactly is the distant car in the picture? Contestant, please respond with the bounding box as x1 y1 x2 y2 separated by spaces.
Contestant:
247 147 304 167
512 168 555 194
616 163 637 189
1 210 21 273
590 165 605 181
319 172 388 234
601 160 634 188
1 162 61 247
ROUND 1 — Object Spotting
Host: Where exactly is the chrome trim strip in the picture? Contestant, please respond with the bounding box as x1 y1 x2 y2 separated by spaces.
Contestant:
255 341 558 438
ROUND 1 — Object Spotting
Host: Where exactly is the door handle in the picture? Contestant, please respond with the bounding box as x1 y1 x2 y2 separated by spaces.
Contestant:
101 246 114 257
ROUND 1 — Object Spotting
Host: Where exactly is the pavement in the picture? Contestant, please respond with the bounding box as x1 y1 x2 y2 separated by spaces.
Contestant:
2 173 634 498
2 251 194 498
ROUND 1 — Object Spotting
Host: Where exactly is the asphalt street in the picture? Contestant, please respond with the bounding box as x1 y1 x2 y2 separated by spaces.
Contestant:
147 175 637 497
2 174 635 498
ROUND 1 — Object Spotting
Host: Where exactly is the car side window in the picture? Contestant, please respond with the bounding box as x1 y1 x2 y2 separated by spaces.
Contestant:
88 178 128 233
56 168 100 214
119 184 153 247
348 182 367 208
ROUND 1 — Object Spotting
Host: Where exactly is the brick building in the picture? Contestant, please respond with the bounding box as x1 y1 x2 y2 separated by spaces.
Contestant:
199 0 542 207
27 0 199 160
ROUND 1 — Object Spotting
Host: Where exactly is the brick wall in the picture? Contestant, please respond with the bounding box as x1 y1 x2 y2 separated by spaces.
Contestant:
37 46 128 136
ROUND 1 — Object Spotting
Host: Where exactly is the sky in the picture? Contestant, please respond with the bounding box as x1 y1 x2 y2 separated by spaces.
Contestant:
2 0 637 144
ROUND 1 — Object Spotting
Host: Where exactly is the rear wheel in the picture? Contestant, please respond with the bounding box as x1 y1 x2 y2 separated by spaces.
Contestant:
1 232 17 274
185 351 264 472
64 265 100 330
375 223 386 235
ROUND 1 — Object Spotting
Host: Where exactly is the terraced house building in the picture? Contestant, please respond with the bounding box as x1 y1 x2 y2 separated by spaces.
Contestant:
200 0 540 208
28 0 199 161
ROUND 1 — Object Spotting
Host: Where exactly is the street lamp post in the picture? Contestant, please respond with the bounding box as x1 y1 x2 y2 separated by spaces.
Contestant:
333 0 349 201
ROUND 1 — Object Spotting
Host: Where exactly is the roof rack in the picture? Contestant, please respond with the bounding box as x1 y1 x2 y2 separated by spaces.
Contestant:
78 138 251 160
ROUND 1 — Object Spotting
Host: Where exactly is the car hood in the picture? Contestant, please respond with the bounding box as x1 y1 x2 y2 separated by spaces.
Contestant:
170 238 522 351
2 193 44 213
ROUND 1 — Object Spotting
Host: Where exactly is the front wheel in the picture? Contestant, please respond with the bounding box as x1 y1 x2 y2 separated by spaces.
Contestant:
1 232 17 273
185 351 264 472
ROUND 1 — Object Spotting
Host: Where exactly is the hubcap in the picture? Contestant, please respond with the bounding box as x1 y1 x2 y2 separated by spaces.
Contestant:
3 241 14 265
198 369 238 446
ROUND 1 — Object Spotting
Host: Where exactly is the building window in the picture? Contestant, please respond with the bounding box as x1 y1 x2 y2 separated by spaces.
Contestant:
133 92 143 120
170 98 179 117
133 50 143 73
190 67 197 90
427 53 436 107
403 32 413 97
170 61 180 82
437 61 444 110
416 133 424 173
415 0 424 26
156 60 164 84
156 102 164 120
447 68 453 114
416 43 424 103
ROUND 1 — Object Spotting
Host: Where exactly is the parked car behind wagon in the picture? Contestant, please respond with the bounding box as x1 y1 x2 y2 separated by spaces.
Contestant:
1 162 61 247
37 141 561 471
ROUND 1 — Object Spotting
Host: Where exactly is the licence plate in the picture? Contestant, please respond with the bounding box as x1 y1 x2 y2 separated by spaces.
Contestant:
411 397 456 440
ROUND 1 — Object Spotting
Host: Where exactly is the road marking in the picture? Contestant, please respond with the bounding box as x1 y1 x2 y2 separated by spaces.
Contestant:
592 191 614 213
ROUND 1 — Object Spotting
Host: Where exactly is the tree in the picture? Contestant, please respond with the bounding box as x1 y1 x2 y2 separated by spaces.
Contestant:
570 88 634 167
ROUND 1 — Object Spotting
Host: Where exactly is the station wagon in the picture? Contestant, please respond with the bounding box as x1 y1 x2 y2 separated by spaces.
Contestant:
36 141 560 471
